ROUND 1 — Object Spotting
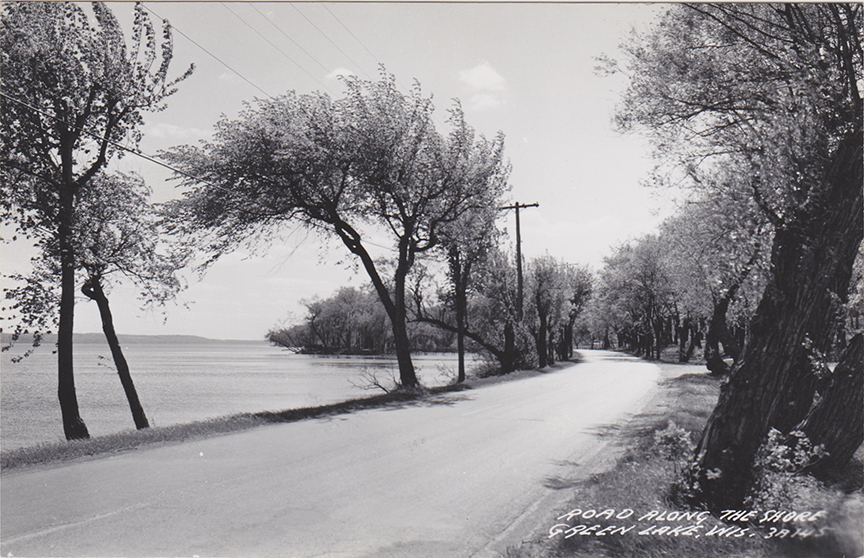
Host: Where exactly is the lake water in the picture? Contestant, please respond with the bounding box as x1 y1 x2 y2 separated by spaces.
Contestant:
0 338 474 452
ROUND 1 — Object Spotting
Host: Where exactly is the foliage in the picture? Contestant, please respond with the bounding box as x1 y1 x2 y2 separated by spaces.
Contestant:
609 2 863 509
652 420 696 461
268 286 454 354
163 71 508 388
0 1 192 439
1 2 193 237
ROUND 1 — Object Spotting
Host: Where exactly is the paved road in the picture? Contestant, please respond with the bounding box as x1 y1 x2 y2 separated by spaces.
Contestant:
1 350 660 557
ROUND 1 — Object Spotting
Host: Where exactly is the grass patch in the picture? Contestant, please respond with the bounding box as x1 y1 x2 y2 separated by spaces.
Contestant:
1 383 470 473
510 358 863 558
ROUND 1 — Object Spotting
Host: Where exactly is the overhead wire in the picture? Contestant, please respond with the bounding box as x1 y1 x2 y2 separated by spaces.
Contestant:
247 3 332 76
219 3 335 94
321 4 382 69
288 3 375 82
320 4 411 94
143 4 273 99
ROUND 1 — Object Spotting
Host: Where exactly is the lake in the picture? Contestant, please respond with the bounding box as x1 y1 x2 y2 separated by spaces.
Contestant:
0 337 475 452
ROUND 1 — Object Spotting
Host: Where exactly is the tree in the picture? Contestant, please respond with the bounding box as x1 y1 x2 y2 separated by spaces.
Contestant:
412 107 508 381
5 172 188 430
592 237 675 360
524 255 585 367
76 172 188 429
0 2 192 439
658 178 771 372
613 3 863 509
559 265 593 361
164 73 508 389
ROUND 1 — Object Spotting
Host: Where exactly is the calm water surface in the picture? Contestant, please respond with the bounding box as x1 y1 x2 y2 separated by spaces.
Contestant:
1 339 472 451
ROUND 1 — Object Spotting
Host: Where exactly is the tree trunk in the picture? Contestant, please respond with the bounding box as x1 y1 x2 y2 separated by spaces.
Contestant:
335 222 419 389
392 276 418 388
451 246 467 383
705 292 736 376
502 321 516 373
57 151 89 441
678 316 691 363
797 333 863 477
688 127 863 511
82 276 150 430
536 313 548 368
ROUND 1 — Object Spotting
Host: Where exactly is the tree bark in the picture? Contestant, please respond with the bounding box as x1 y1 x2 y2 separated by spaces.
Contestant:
689 127 863 511
82 276 150 430
797 333 863 477
57 139 89 441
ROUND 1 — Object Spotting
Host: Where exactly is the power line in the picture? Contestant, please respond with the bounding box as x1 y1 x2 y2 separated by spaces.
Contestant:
143 4 273 99
247 3 332 76
220 3 335 94
320 4 410 94
289 3 374 81
321 4 381 69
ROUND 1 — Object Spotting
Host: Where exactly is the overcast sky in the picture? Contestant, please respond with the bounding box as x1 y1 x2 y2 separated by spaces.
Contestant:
2 2 676 341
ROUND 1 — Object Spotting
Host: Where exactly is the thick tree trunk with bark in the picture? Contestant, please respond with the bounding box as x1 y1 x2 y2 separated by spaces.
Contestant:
82 276 150 430
392 266 418 388
57 145 89 441
678 316 691 363
797 333 863 477
689 128 863 511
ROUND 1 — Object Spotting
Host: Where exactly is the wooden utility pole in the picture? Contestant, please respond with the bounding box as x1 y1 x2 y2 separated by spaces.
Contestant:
500 202 539 321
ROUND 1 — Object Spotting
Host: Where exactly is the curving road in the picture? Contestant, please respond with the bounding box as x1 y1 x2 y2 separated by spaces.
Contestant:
1 350 660 557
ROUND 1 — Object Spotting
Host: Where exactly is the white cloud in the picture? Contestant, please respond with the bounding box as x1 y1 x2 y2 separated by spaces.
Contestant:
459 61 507 110
459 61 506 92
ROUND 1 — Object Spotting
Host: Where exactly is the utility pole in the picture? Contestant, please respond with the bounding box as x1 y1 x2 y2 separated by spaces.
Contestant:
500 202 539 321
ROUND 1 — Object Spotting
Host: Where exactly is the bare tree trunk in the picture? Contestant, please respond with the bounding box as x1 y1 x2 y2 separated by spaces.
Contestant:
57 151 89 441
82 276 150 430
536 313 548 368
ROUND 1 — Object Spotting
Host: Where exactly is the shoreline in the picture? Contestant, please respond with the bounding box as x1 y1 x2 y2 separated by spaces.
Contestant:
1 359 579 474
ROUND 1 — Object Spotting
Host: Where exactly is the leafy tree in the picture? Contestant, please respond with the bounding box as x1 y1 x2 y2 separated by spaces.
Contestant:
524 255 589 367
592 237 676 360
612 3 862 509
558 264 593 361
658 177 771 372
411 107 509 381
77 172 188 429
0 2 192 439
5 172 188 430
164 73 507 389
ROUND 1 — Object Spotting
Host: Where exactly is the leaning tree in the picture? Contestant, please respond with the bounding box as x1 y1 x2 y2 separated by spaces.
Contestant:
613 3 863 509
0 2 192 439
163 73 508 389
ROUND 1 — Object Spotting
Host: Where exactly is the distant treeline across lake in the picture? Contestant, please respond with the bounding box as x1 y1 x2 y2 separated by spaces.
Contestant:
0 335 469 451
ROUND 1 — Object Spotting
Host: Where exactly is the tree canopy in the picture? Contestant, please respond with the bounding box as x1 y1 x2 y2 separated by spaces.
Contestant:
164 73 509 388
612 3 863 509
1 1 192 439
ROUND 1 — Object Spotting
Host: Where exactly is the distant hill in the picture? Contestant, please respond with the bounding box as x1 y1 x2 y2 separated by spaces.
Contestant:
1 333 261 346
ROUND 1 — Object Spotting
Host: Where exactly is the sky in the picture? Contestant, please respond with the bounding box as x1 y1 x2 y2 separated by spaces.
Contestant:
2 2 678 341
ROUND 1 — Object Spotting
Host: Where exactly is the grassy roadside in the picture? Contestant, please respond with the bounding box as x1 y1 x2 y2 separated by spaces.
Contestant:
507 358 863 558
